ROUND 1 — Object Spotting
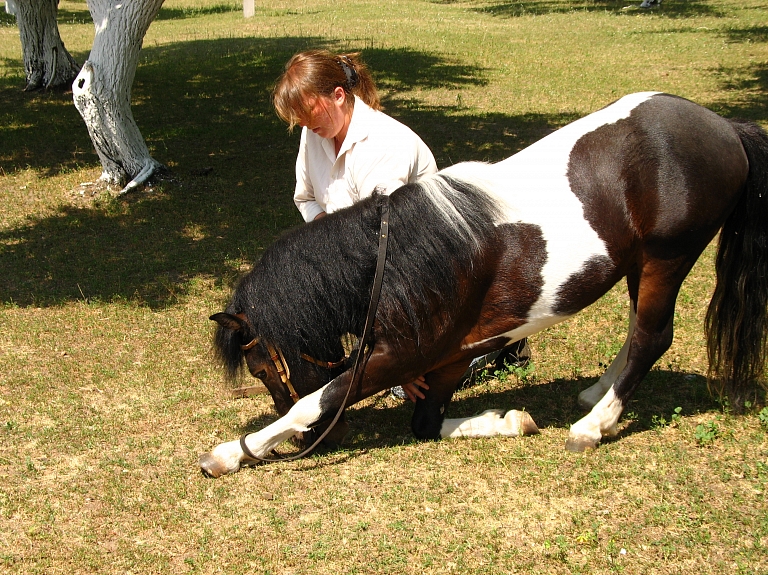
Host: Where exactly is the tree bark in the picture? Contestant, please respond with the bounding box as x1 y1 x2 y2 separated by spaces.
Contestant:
72 0 165 192
11 0 80 91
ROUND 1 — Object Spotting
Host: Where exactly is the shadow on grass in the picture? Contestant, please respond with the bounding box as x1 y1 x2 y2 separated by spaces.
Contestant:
235 368 723 460
0 6 93 27
0 36 570 309
56 7 94 25
722 25 768 44
709 62 768 121
707 24 768 121
0 11 17 27
440 0 727 19
156 3 241 21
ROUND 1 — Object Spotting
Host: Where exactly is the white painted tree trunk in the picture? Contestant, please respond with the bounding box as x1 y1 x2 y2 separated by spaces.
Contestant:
11 0 80 91
72 0 165 192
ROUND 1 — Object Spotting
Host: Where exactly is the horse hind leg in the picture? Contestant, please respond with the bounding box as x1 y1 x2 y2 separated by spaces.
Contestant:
578 302 637 410
566 261 687 451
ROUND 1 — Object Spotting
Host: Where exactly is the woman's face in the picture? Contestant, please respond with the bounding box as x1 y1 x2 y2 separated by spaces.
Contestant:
298 87 350 142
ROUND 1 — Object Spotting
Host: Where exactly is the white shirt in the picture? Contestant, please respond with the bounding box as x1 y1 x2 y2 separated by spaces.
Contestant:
293 99 438 222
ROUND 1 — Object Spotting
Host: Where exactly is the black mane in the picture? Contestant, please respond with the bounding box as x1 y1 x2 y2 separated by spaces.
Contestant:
215 171 502 376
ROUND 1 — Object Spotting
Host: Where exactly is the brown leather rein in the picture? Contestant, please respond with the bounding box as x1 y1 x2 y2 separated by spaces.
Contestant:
238 197 391 464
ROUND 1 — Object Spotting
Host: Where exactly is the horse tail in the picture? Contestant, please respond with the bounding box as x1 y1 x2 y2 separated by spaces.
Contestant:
705 119 768 409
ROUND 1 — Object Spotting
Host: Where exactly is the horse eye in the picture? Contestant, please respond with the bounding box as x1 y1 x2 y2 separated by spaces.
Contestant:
255 370 267 381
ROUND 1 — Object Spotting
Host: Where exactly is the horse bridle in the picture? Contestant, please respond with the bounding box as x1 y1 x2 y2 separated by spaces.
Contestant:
240 336 347 405
240 337 312 403
238 197 391 463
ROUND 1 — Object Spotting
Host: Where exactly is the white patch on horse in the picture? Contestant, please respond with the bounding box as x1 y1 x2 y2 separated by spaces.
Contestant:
441 409 538 438
568 386 624 448
206 383 328 474
578 304 637 409
450 92 660 347
417 176 484 249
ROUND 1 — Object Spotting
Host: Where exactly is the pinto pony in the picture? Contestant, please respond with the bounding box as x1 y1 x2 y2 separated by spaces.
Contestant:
201 93 768 478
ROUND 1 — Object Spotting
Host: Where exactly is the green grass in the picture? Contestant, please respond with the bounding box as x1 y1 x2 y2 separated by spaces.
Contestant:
1 0 768 573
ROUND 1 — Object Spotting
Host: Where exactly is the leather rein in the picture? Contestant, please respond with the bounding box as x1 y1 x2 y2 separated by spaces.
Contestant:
238 197 391 463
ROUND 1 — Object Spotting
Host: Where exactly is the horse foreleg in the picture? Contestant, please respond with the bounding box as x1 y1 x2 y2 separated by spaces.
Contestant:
412 360 539 441
578 304 637 409
199 385 330 478
441 409 539 438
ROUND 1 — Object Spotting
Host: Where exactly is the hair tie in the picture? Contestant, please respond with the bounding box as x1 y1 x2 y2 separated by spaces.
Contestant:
338 56 359 90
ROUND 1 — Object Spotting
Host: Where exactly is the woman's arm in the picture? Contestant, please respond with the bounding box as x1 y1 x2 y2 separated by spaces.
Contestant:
293 129 326 222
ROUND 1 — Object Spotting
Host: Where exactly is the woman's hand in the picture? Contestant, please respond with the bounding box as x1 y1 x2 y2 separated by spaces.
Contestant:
400 375 429 403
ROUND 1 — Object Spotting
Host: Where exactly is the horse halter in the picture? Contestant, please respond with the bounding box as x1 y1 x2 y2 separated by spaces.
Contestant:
240 336 345 405
239 196 391 464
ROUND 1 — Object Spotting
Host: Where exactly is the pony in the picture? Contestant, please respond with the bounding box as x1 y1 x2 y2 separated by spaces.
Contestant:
200 92 768 478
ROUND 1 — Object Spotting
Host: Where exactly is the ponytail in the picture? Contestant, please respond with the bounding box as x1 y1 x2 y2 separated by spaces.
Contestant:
273 49 381 130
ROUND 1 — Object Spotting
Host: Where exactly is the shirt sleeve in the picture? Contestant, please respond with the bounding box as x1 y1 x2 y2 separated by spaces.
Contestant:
293 129 325 222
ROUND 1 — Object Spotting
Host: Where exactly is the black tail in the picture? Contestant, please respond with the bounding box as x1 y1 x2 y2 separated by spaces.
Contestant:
706 120 768 409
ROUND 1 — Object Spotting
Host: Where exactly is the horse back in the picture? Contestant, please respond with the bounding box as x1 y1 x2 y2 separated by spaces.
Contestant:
446 93 750 342
566 94 749 251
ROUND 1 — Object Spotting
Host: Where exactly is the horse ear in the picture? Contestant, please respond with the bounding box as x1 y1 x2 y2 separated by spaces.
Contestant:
209 312 246 332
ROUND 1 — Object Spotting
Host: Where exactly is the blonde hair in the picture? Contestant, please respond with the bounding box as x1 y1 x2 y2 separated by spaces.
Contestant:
273 50 381 130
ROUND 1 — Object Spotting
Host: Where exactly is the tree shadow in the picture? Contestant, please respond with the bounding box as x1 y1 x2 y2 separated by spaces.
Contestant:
706 24 768 121
0 78 94 174
711 62 768 121
0 36 571 308
156 3 241 21
0 11 16 27
56 7 93 25
444 0 727 19
364 47 490 92
721 25 768 44
0 6 93 26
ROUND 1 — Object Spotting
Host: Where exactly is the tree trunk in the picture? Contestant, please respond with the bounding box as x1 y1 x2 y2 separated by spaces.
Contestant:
12 0 80 91
72 0 165 192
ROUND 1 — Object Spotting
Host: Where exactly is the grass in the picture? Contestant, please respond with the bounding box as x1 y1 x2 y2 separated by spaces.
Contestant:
1 0 768 573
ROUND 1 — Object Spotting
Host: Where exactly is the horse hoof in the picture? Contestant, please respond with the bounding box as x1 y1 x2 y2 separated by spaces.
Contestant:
514 410 540 436
564 436 599 452
497 410 540 436
199 452 233 478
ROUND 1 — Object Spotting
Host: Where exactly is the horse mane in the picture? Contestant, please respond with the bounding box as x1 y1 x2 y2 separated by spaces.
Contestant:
216 165 503 372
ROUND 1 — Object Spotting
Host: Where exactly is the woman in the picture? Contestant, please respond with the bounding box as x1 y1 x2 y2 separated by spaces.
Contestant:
273 49 438 222
273 49 437 401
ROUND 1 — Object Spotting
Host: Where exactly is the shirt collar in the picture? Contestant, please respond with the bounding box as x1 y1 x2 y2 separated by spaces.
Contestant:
336 98 374 157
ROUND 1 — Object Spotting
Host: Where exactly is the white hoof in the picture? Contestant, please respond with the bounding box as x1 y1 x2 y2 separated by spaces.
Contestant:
565 433 600 452
199 441 244 478
498 409 540 437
